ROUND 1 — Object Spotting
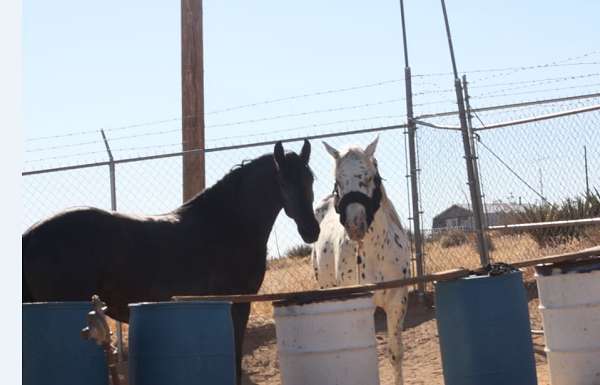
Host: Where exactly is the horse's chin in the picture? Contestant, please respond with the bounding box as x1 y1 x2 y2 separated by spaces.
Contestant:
298 223 320 243
300 233 319 244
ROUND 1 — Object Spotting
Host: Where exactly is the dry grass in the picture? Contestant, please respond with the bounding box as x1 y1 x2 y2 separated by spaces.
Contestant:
250 231 599 323
250 256 319 324
424 231 599 272
421 230 599 288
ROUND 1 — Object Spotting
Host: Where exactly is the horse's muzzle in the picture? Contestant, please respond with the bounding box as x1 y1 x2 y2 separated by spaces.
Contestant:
299 219 320 243
343 203 368 241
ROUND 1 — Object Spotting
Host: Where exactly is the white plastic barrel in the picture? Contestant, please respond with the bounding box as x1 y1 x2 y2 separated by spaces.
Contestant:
535 257 600 385
273 293 379 385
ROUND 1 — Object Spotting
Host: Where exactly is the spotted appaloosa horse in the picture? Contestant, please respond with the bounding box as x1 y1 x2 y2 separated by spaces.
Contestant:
311 136 411 385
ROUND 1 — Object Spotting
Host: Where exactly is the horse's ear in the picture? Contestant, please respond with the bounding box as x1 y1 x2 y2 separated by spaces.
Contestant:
274 141 285 171
364 135 379 158
323 141 339 160
300 139 311 164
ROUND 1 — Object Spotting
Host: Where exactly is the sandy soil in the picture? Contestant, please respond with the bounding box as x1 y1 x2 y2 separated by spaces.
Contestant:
241 285 550 385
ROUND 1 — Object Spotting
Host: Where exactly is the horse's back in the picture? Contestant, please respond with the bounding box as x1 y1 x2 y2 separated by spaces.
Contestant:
22 207 137 303
23 206 120 255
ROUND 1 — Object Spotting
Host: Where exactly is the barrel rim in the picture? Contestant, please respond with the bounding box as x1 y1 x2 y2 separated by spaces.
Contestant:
277 343 378 356
539 298 600 310
435 269 522 287
534 256 600 276
273 294 375 318
272 292 373 308
128 300 232 309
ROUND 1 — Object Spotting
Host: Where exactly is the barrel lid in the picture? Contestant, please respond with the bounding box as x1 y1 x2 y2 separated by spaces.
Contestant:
273 292 373 308
535 256 600 276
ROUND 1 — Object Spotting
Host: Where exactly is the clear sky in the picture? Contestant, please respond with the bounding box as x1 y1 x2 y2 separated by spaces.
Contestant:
23 1 600 253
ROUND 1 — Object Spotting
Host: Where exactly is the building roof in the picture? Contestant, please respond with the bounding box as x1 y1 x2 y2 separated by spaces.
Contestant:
458 202 528 214
433 204 473 221
434 201 528 221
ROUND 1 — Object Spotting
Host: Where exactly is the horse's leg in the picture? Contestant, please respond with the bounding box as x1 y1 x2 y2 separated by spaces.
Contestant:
384 287 408 385
231 302 251 385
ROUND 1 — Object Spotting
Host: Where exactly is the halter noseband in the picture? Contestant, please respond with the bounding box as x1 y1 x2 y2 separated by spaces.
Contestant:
333 173 382 227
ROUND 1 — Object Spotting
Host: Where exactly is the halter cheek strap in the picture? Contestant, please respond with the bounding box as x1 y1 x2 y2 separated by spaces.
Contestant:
333 174 382 227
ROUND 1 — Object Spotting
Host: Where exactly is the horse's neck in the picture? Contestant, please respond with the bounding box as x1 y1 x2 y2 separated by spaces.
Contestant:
364 186 403 242
179 159 282 244
239 166 283 241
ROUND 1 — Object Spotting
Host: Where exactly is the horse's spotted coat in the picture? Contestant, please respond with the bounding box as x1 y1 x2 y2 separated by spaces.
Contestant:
312 141 411 385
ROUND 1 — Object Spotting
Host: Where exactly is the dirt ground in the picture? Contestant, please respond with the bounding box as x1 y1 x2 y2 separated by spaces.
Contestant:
110 275 551 385
241 283 550 385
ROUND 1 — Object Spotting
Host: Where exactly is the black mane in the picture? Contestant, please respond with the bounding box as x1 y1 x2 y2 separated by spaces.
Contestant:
176 153 277 214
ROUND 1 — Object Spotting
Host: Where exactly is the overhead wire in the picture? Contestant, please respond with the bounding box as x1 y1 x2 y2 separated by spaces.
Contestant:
25 114 410 164
468 72 600 90
471 109 549 203
470 50 600 83
25 50 600 143
412 61 600 78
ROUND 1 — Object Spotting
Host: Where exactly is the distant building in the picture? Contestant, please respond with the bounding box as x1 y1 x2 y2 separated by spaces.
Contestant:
432 202 527 231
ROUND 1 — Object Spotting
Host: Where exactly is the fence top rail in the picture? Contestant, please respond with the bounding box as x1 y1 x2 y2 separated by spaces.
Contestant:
414 91 600 120
22 123 407 176
488 217 600 231
413 103 600 131
172 247 599 304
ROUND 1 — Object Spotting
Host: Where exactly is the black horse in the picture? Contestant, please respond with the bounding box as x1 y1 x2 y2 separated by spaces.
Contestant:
22 140 320 384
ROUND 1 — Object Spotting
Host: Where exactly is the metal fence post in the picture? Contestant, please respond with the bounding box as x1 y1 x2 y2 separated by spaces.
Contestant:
101 130 117 211
399 0 426 293
439 0 490 267
100 129 124 362
463 75 488 229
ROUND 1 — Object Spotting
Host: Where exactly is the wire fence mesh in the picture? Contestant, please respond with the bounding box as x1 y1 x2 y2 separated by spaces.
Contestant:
22 93 600 325
415 94 600 287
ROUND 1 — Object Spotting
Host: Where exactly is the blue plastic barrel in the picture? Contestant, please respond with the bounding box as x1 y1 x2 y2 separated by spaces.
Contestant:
128 301 235 385
435 271 537 385
22 302 108 385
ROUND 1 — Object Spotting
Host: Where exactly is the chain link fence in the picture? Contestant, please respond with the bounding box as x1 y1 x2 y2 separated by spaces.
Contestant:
23 125 412 326
415 94 600 284
23 93 600 326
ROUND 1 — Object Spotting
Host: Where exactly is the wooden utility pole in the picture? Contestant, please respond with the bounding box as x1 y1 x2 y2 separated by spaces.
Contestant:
181 0 205 202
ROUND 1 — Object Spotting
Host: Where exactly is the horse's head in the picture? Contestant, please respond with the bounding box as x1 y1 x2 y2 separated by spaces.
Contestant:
273 140 320 243
324 136 382 241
